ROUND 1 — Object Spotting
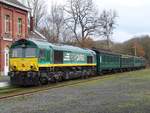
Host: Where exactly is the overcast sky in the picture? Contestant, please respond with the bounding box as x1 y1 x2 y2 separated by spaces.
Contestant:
46 0 150 42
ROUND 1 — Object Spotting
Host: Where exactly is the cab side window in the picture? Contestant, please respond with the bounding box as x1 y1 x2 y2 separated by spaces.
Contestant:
39 49 45 59
54 51 63 64
87 56 93 64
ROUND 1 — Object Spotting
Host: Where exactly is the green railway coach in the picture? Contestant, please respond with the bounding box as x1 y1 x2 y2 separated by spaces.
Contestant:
121 55 134 70
94 50 121 74
133 56 146 69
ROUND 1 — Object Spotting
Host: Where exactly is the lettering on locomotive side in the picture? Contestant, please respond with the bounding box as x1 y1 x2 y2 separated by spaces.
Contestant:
64 53 70 61
63 52 85 62
77 54 85 61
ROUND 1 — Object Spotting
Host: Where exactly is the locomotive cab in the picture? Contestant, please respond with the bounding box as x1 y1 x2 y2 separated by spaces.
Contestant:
9 39 39 71
9 39 40 85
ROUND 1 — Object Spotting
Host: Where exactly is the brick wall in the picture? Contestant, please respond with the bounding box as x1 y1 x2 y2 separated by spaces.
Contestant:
0 39 11 75
0 3 28 75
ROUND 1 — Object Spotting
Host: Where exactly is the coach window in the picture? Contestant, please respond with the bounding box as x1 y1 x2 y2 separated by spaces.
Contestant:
5 15 10 33
103 55 105 63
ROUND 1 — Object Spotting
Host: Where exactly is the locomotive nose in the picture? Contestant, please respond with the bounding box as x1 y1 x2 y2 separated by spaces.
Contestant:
22 64 25 67
10 58 38 71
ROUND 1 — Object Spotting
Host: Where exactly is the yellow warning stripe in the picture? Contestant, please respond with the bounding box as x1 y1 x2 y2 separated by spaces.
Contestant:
38 63 96 67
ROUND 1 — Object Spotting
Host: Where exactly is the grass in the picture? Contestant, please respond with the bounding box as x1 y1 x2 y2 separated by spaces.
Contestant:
0 69 150 113
64 69 150 112
0 69 149 98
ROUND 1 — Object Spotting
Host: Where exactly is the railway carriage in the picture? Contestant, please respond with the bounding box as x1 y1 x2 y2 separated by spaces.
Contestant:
121 55 134 71
120 55 146 70
133 56 146 69
9 39 96 85
94 50 121 74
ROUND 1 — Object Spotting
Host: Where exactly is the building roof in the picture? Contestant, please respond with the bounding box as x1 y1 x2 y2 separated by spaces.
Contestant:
28 30 47 41
0 0 30 11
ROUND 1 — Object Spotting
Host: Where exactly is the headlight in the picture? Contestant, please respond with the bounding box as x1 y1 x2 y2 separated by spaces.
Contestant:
30 64 37 71
11 65 17 71
30 65 34 69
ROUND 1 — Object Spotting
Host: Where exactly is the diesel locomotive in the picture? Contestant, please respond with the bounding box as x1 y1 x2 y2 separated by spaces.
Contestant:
8 39 146 86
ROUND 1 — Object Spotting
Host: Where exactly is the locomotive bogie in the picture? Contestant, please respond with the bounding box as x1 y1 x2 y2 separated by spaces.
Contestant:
9 71 39 86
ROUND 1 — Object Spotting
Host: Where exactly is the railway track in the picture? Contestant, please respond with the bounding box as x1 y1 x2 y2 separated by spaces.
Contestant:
0 71 138 100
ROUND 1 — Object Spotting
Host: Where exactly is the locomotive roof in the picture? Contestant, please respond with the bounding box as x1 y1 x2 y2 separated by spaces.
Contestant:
31 39 95 55
11 39 95 55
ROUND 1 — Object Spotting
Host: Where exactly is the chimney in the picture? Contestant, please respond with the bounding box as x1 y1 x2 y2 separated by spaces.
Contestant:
30 16 35 32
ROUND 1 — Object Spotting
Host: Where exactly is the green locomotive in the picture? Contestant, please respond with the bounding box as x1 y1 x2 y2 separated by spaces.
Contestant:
9 39 96 85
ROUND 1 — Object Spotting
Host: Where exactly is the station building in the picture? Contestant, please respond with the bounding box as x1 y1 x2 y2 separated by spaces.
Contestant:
0 0 29 75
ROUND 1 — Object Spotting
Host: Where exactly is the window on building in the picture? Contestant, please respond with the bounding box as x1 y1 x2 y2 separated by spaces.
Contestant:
18 18 22 34
5 15 10 33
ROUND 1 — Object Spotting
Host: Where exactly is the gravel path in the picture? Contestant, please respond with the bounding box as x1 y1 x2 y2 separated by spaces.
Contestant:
0 76 9 82
0 70 150 113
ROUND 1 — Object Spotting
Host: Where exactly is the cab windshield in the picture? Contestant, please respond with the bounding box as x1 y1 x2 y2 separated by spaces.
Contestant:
11 48 36 58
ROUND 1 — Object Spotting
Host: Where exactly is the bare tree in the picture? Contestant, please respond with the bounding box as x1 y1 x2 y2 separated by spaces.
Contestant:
64 0 95 46
61 27 75 43
40 3 64 43
64 0 117 47
100 10 117 49
27 0 46 28
49 3 64 42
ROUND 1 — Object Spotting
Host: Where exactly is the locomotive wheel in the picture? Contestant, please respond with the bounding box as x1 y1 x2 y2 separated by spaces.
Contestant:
58 76 63 82
39 77 48 85
81 75 87 79
51 77 58 83
84 75 88 79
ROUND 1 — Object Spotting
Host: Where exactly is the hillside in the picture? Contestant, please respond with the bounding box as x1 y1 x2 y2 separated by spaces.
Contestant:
94 35 150 64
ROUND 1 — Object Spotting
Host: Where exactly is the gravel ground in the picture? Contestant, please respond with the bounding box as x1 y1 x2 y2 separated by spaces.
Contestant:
0 76 10 82
0 69 150 113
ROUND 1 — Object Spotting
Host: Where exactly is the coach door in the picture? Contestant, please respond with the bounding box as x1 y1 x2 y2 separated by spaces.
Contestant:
4 48 9 76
